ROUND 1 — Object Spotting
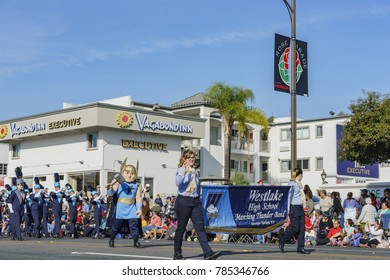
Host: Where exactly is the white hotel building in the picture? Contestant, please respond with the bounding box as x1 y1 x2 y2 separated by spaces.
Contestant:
0 94 389 199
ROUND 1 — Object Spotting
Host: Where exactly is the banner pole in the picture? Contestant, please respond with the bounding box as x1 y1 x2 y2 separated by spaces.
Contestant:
290 0 297 174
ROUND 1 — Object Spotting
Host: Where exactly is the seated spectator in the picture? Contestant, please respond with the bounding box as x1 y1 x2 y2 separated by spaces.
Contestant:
304 222 316 246
360 220 383 248
141 199 151 222
312 209 323 234
317 211 332 240
351 226 363 247
341 218 355 246
154 194 163 208
317 219 342 246
163 215 177 240
378 201 390 219
319 190 333 213
142 211 162 239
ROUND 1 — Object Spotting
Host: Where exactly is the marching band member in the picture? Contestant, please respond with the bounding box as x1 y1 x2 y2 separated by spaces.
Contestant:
30 177 44 238
66 187 81 238
107 158 143 248
7 178 26 241
90 186 104 239
41 188 51 237
50 173 65 238
23 188 33 237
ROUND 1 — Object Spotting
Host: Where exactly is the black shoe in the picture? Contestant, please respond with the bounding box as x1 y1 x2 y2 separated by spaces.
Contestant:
109 239 115 248
278 239 285 253
134 241 144 248
204 251 222 260
11 237 16 241
297 248 310 254
18 238 24 241
173 254 186 260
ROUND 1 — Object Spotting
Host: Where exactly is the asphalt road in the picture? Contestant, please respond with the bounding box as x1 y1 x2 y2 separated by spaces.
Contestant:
0 236 389 260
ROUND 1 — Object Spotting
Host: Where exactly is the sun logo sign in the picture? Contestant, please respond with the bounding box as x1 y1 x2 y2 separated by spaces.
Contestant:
116 112 133 128
278 47 303 87
0 125 8 139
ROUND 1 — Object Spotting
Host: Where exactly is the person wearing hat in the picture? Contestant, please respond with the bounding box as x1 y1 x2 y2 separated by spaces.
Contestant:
304 221 316 246
6 179 26 241
173 149 221 260
279 168 309 254
91 190 104 239
50 173 65 238
23 188 33 237
66 188 81 238
41 188 51 237
357 189 369 215
30 179 44 238
356 197 377 234
107 159 143 248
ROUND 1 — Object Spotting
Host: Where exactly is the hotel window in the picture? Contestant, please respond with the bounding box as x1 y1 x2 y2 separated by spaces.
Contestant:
281 160 291 172
280 129 291 141
316 157 324 170
0 164 7 175
87 132 98 149
12 143 20 158
281 159 310 172
316 125 323 138
296 127 310 140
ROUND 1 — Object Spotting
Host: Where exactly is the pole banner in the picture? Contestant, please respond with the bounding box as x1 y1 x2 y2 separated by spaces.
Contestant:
274 33 291 93
274 33 309 96
202 185 290 234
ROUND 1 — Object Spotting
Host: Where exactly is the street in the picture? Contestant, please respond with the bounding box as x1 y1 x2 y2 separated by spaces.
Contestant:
0 236 389 260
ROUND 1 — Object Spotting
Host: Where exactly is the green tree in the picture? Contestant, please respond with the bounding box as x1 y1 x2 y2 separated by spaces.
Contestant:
205 82 268 180
230 172 250 186
338 91 390 164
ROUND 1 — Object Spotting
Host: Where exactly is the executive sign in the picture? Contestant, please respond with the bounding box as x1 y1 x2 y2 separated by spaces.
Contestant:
336 125 379 179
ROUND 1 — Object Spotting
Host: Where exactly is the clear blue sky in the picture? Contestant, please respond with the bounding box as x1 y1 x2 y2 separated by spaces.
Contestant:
1 0 389 121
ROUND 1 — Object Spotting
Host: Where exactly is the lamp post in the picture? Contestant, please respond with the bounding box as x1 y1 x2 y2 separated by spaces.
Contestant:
321 169 327 184
283 0 297 174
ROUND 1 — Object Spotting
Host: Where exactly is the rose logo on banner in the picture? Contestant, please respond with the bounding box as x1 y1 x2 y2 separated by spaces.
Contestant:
278 47 303 87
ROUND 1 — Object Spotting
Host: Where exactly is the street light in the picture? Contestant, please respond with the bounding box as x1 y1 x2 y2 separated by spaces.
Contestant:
321 169 328 184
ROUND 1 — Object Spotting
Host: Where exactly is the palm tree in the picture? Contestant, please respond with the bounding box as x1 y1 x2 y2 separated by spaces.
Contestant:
205 82 268 180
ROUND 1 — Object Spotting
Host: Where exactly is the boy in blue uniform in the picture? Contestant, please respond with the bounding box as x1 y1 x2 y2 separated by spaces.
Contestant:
107 158 143 248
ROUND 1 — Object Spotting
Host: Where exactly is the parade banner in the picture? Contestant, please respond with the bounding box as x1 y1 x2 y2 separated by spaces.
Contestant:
274 33 308 96
202 185 290 234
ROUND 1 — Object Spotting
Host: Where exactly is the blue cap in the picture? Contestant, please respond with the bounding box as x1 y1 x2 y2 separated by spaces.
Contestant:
34 184 41 189
16 179 23 185
91 191 97 196
54 182 60 188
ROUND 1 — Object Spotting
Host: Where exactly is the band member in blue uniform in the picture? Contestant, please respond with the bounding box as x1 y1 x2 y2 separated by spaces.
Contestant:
41 188 51 237
50 173 65 238
30 177 45 238
107 158 143 248
90 187 104 238
23 188 33 236
66 188 80 238
7 179 26 241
